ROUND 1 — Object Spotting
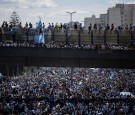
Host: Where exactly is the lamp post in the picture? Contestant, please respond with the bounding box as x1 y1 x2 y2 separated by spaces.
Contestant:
66 11 76 28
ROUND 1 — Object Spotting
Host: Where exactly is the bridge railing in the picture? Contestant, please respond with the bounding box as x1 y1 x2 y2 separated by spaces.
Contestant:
0 30 134 45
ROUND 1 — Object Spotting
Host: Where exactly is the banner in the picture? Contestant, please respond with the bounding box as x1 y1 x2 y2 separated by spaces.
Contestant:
34 33 45 44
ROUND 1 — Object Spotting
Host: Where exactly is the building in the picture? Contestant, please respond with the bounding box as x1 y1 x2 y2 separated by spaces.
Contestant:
100 14 107 27
84 15 95 30
84 3 135 30
107 7 121 27
64 21 81 29
133 5 135 26
108 4 135 27
84 14 107 30
84 15 104 30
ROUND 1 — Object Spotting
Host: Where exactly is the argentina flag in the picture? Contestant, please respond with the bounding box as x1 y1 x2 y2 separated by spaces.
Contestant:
34 17 45 44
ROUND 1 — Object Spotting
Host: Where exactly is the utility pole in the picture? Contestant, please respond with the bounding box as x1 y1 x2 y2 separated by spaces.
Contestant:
66 11 76 28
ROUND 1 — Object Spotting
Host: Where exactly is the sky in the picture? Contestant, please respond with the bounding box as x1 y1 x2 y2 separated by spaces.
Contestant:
0 0 135 27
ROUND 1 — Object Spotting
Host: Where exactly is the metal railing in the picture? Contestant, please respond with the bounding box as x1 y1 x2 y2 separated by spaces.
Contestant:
0 30 134 46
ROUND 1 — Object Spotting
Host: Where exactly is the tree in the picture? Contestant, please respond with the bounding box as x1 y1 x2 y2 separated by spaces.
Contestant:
9 11 21 27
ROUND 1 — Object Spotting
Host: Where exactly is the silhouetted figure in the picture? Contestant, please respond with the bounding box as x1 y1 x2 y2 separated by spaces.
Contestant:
5 22 8 29
59 23 63 30
111 24 114 31
94 23 97 33
19 22 22 29
74 23 78 30
106 24 110 30
43 23 45 29
129 24 133 33
48 23 51 30
79 23 83 33
118 25 123 31
99 25 102 31
9 24 13 31
63 24 67 32
125 25 129 30
29 22 33 28
55 23 59 32
130 24 132 30
88 23 92 34
25 22 28 28
2 22 4 28
51 23 54 29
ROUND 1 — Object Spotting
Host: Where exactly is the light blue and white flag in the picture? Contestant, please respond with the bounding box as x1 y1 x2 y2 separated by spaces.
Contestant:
34 17 45 44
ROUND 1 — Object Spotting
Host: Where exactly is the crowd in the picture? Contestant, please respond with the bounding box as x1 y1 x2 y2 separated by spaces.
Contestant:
0 41 135 50
88 23 135 32
1 21 135 32
0 21 70 33
0 21 135 49
0 68 135 114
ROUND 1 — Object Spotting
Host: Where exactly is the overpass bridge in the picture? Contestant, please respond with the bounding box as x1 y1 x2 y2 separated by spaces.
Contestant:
0 47 135 69
1 29 135 75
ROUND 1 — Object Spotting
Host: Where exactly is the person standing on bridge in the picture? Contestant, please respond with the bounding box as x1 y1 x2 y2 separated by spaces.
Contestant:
74 23 78 31
88 23 92 34
55 23 59 32
59 23 63 31
93 23 97 33
99 24 102 33
51 23 54 30
25 22 28 28
43 23 45 30
111 23 114 31
106 24 110 31
48 23 52 31
29 22 33 29
129 24 133 34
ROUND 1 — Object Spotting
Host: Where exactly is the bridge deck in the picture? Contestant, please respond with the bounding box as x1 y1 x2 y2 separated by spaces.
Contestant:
0 47 135 68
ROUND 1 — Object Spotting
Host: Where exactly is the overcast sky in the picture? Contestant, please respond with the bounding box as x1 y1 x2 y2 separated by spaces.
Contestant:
0 0 135 27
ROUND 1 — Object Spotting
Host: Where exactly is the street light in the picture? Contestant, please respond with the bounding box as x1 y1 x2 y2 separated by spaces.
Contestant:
66 11 76 28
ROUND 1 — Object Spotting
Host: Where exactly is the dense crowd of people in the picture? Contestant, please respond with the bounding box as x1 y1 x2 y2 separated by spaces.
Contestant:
0 68 135 114
0 41 135 50
1 20 135 114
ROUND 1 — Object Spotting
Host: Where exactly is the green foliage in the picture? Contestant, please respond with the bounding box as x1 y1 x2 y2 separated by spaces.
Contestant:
9 11 21 27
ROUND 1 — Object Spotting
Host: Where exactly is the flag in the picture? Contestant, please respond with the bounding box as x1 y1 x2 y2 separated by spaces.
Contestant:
34 17 45 43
